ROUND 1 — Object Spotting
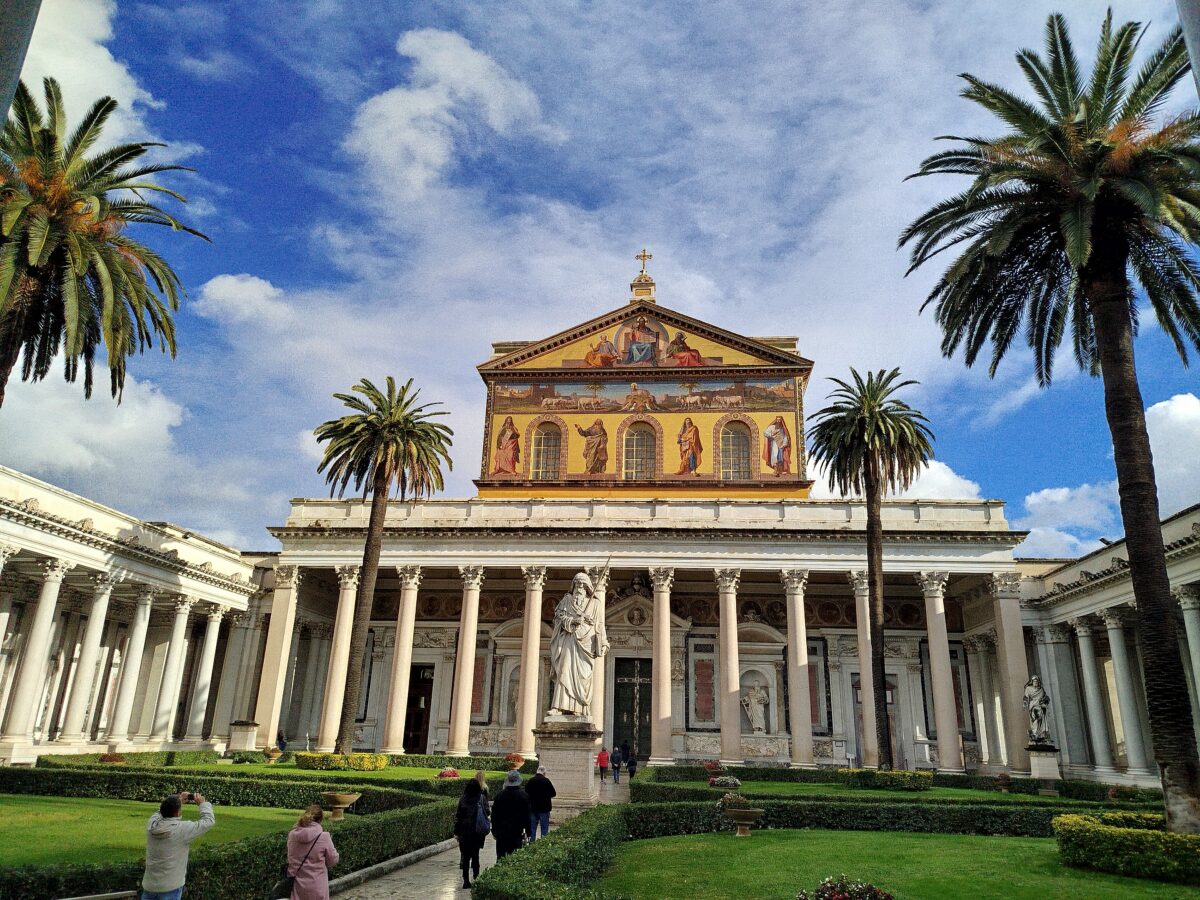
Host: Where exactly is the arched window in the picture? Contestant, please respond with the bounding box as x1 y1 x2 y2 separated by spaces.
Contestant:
719 422 752 480
623 423 656 480
530 423 562 480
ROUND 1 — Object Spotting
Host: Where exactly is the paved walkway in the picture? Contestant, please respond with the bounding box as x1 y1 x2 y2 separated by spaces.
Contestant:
337 778 630 898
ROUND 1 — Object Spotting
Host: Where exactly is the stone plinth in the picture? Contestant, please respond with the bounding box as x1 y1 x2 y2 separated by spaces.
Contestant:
534 715 602 821
228 721 259 752
1028 744 1062 781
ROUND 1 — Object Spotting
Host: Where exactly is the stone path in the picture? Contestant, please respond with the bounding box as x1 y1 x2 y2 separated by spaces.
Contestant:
337 778 630 898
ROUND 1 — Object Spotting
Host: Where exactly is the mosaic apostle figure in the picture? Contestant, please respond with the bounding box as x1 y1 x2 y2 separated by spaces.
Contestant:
549 572 608 717
491 416 520 475
676 417 703 475
665 331 703 367
763 416 792 476
575 419 609 473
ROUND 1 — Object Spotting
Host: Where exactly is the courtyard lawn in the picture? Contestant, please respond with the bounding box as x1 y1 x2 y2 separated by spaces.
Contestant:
595 830 1200 899
675 780 1093 804
0 794 298 867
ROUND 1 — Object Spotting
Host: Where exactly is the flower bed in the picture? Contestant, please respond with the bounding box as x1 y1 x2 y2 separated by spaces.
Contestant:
1053 814 1200 886
797 874 894 900
294 751 389 771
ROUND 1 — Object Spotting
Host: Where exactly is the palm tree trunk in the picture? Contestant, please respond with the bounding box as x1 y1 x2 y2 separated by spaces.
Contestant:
1085 232 1200 834
865 459 893 769
334 467 391 754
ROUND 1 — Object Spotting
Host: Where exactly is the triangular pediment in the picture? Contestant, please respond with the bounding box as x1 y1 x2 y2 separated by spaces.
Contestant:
478 300 812 374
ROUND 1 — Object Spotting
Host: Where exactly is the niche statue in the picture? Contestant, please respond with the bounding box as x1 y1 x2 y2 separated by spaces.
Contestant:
1023 675 1052 745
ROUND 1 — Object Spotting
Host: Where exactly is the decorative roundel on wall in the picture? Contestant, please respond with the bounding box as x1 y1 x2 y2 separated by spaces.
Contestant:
883 605 897 625
817 601 843 626
898 602 923 627
767 601 787 626
492 596 513 619
419 595 441 618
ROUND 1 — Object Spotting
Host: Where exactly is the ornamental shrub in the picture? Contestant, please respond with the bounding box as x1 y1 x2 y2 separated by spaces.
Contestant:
386 753 538 774
1098 811 1164 830
98 752 125 764
36 749 221 769
836 768 932 791
294 752 388 771
797 875 895 900
1053 814 1200 885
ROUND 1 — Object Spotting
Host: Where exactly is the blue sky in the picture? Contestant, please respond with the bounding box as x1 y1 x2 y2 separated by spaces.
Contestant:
3 0 1199 555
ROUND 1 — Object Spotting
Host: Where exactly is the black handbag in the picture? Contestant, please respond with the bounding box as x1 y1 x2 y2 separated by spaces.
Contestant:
271 833 321 899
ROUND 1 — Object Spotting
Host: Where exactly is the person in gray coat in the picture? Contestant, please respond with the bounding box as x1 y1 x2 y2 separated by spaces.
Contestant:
142 792 215 899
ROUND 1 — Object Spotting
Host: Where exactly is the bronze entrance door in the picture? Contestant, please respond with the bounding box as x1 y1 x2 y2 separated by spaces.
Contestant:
403 665 434 753
613 657 652 759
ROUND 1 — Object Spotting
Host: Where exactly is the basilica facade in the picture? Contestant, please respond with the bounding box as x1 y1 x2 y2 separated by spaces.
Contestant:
1 264 1197 786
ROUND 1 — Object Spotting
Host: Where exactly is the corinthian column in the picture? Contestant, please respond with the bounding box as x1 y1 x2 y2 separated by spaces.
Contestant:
781 569 814 767
106 588 155 745
648 567 674 765
317 566 359 752
917 571 963 772
254 565 304 748
447 566 485 755
183 606 225 742
1070 617 1115 772
1175 587 1200 717
515 566 546 757
381 566 422 754
150 597 194 741
1100 607 1151 775
715 568 742 765
989 572 1029 773
2 558 74 742
848 569 878 767
585 565 611 734
57 571 122 744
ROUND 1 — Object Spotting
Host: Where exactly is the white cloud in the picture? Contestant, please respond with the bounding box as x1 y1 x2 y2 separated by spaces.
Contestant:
344 29 563 203
195 274 293 327
807 459 980 501
1016 528 1103 559
1015 481 1120 533
1145 393 1200 517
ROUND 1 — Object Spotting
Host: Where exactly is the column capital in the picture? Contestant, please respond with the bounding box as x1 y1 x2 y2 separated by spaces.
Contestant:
1099 606 1132 629
649 566 675 591
229 610 253 628
916 571 949 595
134 585 159 607
205 604 228 623
584 565 610 592
0 543 19 565
396 565 422 589
780 568 809 592
39 557 75 583
847 569 869 594
714 567 741 592
961 635 985 654
172 595 196 615
521 565 548 589
988 571 1021 598
1068 616 1098 637
1173 585 1200 611
334 565 360 588
275 564 303 589
459 565 485 589
90 570 125 592
311 622 334 640
1044 622 1073 643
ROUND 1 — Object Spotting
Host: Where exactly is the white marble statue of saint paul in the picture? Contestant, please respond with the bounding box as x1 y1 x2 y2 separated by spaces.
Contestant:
549 572 609 717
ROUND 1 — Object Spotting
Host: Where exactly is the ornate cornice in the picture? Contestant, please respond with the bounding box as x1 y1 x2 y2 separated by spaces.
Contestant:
0 497 254 594
1030 530 1200 608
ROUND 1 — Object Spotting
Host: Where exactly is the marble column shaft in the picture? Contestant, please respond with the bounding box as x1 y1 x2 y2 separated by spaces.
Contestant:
1100 608 1151 774
782 569 814 768
514 566 545 758
210 612 250 738
184 607 225 741
649 567 674 764
447 566 484 756
848 570 879 767
716 568 742 764
918 571 963 772
151 598 193 740
278 620 304 738
990 573 1030 773
381 566 422 754
1071 618 1115 771
1176 588 1200 717
317 566 360 751
106 589 155 744
302 629 332 741
2 558 74 741
254 566 305 748
57 572 121 743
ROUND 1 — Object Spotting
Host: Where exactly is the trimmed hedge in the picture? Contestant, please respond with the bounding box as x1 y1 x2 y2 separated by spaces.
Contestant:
0 793 454 900
1098 811 1165 830
472 804 627 900
387 753 539 774
35 749 221 769
1054 814 1200 886
1057 779 1163 803
838 768 932 791
295 752 389 771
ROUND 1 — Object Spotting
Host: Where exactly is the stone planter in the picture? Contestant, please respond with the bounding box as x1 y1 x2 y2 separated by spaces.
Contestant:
723 807 763 837
320 791 362 821
263 748 282 764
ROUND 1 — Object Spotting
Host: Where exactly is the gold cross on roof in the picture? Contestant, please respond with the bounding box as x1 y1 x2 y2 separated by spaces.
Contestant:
635 248 652 273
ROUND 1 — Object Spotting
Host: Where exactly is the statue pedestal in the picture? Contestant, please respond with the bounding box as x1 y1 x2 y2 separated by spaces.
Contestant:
1027 743 1062 781
534 715 602 822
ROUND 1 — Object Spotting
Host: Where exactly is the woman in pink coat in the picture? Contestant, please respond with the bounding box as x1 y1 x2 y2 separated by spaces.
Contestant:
287 805 339 900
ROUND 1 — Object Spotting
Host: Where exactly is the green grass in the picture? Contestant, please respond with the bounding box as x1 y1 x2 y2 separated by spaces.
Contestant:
676 780 1091 804
0 793 298 866
595 830 1200 899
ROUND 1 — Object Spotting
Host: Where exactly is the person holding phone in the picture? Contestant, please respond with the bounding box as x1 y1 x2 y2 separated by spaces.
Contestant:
141 791 215 900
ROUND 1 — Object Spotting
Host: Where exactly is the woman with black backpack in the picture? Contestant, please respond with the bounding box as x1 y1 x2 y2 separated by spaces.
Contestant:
455 778 490 889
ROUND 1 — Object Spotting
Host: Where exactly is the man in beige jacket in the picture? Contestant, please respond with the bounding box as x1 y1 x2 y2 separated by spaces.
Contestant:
141 792 215 899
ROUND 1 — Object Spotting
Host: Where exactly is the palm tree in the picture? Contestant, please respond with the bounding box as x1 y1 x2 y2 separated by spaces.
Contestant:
0 77 206 407
315 377 453 754
900 11 1200 832
808 368 934 770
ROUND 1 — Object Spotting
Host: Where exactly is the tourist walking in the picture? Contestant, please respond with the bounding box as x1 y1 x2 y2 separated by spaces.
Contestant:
596 746 610 783
525 765 557 841
627 752 638 779
285 805 339 900
475 769 490 798
620 740 631 763
455 779 490 889
141 792 215 900
491 770 533 859
610 746 622 783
